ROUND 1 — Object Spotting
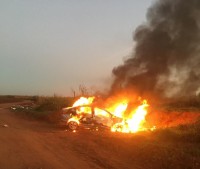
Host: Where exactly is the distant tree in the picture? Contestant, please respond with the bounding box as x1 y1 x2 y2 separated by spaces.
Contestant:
79 84 88 96
71 88 76 98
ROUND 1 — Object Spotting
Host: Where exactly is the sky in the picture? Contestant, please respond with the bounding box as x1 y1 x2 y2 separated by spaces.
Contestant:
0 0 152 96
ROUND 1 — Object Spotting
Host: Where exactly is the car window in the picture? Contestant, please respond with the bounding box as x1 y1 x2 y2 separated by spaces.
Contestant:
76 106 92 117
94 108 110 118
94 108 112 127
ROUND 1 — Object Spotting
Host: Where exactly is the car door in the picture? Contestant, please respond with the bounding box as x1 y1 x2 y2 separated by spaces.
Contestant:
78 106 93 124
93 108 113 127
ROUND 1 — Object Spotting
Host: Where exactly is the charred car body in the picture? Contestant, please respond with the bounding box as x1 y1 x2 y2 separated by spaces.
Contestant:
61 105 122 131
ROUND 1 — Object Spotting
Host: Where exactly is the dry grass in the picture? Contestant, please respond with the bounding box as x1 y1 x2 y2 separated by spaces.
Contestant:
65 123 200 169
0 95 32 103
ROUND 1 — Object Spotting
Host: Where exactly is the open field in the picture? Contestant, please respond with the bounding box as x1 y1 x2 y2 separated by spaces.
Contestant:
1 101 200 169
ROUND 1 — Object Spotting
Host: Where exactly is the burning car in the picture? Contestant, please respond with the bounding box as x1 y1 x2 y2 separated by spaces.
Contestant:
60 96 154 133
61 105 123 131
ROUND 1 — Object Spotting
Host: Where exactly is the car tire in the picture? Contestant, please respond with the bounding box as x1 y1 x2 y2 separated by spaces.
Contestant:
68 121 78 131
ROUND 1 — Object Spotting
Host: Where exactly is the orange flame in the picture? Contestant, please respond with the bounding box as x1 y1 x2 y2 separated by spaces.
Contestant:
107 102 128 118
111 100 150 133
70 96 155 133
72 97 95 115
128 100 148 132
68 116 80 124
73 97 94 107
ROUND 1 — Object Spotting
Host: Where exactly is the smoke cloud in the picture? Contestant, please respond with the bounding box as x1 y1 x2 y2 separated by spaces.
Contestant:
112 0 200 98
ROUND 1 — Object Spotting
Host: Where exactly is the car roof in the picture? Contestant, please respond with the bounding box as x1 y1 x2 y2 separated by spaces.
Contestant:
63 105 113 116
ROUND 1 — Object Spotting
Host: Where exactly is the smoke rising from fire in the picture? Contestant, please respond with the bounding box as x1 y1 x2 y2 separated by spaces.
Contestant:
112 0 200 98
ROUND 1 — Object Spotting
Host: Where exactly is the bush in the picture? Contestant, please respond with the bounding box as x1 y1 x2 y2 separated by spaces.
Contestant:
153 120 200 143
35 96 75 112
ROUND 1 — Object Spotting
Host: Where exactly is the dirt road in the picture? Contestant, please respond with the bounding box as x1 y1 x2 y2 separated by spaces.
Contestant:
0 103 109 169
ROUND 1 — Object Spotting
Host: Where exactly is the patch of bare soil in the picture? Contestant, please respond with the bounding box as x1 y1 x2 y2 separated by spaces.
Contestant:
0 103 99 169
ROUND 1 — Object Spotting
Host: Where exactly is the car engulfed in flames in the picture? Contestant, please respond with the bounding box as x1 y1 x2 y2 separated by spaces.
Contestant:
61 96 156 133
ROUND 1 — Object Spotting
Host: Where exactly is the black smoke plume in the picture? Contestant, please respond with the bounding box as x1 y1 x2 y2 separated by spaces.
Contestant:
112 0 200 98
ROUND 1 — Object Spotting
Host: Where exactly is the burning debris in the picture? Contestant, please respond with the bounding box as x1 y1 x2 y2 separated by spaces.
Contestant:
62 96 155 133
62 95 200 133
0 124 8 128
111 0 200 98
111 100 150 133
72 97 95 107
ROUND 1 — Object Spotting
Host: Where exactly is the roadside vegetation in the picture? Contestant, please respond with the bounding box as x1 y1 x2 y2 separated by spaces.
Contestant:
153 96 200 113
9 95 75 123
33 96 75 122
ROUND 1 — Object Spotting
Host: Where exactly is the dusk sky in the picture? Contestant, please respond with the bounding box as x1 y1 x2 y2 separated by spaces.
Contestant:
0 0 152 96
